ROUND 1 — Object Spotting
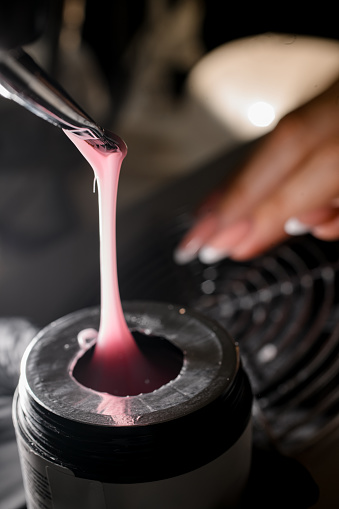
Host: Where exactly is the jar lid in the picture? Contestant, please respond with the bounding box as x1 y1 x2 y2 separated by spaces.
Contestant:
16 302 252 481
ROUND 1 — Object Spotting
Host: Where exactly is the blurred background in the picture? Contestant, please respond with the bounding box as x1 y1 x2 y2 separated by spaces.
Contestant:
1 0 339 325
2 1 339 508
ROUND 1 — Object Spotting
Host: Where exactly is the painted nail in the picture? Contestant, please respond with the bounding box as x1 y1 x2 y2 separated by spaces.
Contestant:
284 218 310 236
173 238 201 265
198 246 228 264
173 213 219 265
198 218 252 264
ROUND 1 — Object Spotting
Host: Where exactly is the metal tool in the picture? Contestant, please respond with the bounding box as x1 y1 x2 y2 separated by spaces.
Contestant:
0 47 122 152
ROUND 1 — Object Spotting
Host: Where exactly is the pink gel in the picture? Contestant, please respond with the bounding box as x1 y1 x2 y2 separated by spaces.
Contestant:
65 131 181 396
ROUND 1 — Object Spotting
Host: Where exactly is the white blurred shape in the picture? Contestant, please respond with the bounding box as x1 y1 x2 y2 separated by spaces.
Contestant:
187 33 339 140
247 101 276 127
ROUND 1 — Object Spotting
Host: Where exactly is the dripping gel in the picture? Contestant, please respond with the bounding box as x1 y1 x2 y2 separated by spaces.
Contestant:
64 131 182 396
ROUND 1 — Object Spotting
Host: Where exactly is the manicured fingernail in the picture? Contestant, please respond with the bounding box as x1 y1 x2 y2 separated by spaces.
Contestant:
198 246 228 264
173 238 201 265
174 213 219 265
198 218 252 264
284 218 310 236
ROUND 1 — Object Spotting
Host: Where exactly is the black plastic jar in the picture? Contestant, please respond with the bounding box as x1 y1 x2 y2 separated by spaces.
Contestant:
13 301 253 509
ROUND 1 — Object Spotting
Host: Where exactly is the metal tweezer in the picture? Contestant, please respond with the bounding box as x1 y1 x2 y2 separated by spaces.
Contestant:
0 47 120 151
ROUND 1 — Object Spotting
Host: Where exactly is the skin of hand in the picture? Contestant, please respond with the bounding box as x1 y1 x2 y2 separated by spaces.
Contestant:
174 76 339 265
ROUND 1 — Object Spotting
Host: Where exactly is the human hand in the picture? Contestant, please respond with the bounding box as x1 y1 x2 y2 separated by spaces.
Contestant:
174 77 339 264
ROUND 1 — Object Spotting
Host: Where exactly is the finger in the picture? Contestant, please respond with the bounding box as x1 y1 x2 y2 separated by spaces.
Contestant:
216 78 339 223
312 212 339 240
227 138 339 260
175 80 339 265
216 110 337 223
225 221 289 261
295 206 339 226
173 212 218 264
175 113 314 264
284 206 339 235
198 219 252 264
215 116 307 222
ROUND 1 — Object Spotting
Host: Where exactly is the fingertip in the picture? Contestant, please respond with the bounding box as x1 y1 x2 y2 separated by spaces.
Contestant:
198 246 228 265
312 214 339 240
173 212 219 265
173 245 198 265
284 218 310 236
